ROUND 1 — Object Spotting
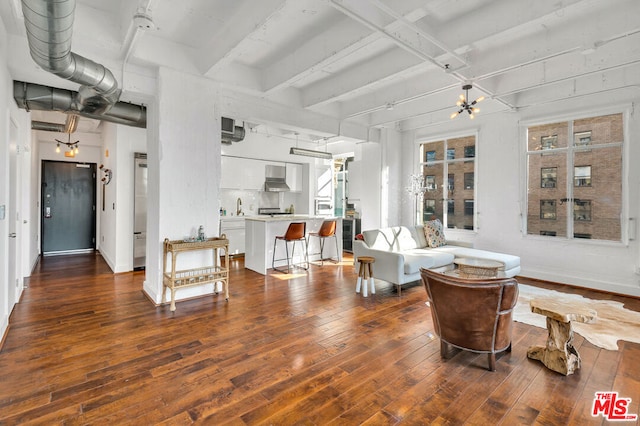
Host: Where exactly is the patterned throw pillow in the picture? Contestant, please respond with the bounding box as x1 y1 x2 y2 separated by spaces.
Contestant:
423 219 446 247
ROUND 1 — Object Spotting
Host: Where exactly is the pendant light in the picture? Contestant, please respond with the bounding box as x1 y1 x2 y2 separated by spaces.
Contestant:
450 84 485 119
55 133 80 157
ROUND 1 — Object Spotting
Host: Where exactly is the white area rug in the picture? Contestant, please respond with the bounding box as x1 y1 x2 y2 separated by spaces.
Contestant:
513 284 640 351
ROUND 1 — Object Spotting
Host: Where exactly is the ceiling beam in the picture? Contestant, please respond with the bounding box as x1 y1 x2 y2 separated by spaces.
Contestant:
328 0 449 70
198 0 289 77
262 1 428 93
219 88 380 143
365 0 467 67
462 2 640 82
302 48 424 108
427 0 588 56
339 71 459 119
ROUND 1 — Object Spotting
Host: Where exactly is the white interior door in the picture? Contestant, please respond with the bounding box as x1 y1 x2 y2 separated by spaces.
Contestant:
8 119 22 306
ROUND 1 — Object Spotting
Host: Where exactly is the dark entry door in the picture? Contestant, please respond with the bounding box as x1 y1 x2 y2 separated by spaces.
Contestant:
42 161 97 254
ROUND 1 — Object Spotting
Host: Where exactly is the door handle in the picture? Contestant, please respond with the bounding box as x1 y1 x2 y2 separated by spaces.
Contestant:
9 233 16 238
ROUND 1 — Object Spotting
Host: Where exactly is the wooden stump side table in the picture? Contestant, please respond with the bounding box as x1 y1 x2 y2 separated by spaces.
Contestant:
527 298 597 375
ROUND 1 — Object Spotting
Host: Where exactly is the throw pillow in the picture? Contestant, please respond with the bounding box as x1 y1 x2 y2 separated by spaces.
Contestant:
424 219 446 247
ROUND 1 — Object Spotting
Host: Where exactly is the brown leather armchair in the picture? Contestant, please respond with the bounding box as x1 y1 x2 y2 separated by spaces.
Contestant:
420 268 519 371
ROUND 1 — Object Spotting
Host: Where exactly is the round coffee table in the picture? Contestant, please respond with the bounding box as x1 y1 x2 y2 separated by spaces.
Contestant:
453 258 502 278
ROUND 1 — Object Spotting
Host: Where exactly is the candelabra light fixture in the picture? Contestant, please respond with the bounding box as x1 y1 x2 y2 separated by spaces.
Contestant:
406 173 428 198
55 133 80 157
406 173 428 225
450 84 484 119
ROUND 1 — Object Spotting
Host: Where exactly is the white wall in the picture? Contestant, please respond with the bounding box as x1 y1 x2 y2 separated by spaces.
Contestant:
404 92 640 297
380 128 403 228
100 122 117 269
99 122 147 272
0 17 11 341
1 19 31 342
352 139 382 231
144 67 221 304
27 129 39 271
221 127 320 215
0 15 33 338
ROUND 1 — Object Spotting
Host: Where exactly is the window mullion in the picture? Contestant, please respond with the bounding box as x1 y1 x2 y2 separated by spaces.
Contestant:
566 120 574 239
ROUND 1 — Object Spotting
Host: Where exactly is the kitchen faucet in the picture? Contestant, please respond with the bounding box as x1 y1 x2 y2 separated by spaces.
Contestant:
236 197 242 216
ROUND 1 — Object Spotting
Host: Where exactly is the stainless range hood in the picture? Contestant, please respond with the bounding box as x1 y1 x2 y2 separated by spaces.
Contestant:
264 165 290 192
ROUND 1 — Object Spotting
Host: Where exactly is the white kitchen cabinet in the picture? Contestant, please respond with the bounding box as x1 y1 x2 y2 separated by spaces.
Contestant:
220 156 242 189
285 163 302 192
221 156 265 190
243 158 266 190
220 217 245 255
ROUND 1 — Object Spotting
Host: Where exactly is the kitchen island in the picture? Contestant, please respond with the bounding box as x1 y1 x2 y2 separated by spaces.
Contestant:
245 215 343 275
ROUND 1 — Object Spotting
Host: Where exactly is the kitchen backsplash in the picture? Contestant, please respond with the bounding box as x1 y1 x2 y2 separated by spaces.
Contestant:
219 189 305 216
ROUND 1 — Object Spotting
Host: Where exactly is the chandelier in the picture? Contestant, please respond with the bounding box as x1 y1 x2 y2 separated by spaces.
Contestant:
406 174 428 225
450 84 484 119
406 174 428 198
55 133 80 157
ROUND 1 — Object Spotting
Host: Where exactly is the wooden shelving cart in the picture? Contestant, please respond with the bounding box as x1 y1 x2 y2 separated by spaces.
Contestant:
162 236 229 312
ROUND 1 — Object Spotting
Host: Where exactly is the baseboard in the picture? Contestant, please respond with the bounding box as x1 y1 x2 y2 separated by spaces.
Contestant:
143 279 159 305
520 268 640 298
0 314 9 352
98 249 117 273
143 280 224 310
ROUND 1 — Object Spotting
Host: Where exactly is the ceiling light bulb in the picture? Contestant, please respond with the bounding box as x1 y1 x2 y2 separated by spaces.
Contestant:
450 112 459 119
56 144 60 153
476 96 485 103
456 100 462 107
459 94 465 101
75 146 79 154
469 113 475 119
472 107 480 113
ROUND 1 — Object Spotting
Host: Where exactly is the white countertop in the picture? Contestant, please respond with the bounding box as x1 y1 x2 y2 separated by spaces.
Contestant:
246 215 339 222
244 215 343 274
220 216 247 222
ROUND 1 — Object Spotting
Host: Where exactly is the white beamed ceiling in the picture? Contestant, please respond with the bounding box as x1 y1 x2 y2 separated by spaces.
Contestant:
2 0 639 135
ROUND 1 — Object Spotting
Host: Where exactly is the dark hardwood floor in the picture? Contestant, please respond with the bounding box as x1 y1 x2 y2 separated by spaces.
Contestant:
1 252 639 425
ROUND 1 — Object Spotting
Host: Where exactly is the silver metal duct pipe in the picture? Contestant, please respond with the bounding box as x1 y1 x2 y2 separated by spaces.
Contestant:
21 0 121 114
31 121 65 132
31 114 78 133
14 81 147 128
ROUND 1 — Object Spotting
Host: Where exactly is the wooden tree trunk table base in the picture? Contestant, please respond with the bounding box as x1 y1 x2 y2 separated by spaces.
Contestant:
526 298 597 375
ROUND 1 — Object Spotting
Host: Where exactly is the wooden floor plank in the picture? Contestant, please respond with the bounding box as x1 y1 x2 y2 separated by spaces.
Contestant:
0 253 639 425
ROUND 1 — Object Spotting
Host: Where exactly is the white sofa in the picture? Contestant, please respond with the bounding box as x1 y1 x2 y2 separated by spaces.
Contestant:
352 225 520 292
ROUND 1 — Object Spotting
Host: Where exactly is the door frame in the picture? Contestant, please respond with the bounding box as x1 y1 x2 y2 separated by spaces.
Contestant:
40 160 98 255
8 117 22 307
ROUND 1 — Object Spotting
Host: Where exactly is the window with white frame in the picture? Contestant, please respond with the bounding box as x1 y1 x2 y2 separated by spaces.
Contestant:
419 135 476 230
526 113 623 242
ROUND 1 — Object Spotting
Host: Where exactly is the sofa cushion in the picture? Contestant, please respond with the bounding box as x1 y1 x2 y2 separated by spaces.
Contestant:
431 245 520 271
413 225 428 248
402 249 455 274
362 226 423 251
423 219 446 247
